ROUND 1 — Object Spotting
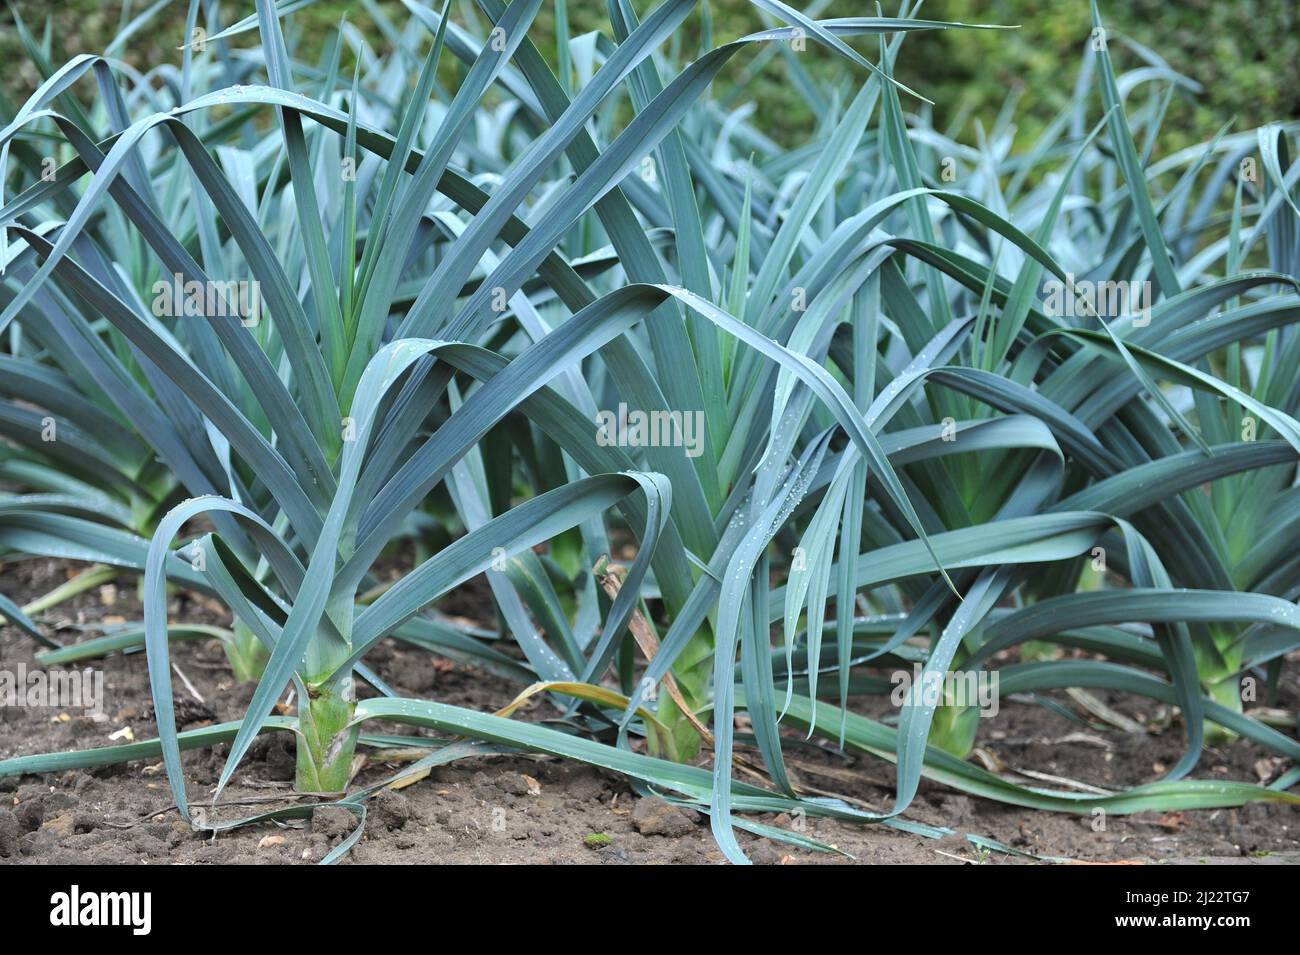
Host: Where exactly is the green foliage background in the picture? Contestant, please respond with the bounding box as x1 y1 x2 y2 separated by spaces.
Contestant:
5 1 1298 152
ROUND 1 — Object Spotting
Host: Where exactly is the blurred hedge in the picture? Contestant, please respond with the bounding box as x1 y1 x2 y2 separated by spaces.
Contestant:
5 0 1297 152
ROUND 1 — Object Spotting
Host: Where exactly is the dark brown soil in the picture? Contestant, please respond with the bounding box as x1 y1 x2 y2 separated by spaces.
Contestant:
1 558 1297 865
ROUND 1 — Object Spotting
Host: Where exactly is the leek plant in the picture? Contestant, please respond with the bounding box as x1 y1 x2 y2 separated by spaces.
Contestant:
1 0 1298 864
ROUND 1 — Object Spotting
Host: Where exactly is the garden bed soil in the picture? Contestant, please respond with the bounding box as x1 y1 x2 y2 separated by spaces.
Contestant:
1 558 1297 865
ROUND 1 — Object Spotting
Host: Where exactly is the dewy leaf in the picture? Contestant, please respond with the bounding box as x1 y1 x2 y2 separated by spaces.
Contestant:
1090 0 1181 298
144 496 307 819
